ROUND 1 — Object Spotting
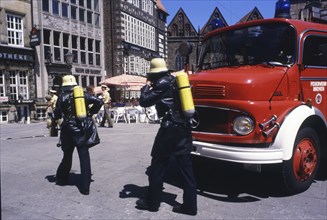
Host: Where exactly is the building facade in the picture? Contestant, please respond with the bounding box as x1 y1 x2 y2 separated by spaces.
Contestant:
0 0 36 123
290 0 327 24
32 0 105 101
102 0 168 101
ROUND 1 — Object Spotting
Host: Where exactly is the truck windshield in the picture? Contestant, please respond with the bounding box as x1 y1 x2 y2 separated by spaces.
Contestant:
197 23 296 70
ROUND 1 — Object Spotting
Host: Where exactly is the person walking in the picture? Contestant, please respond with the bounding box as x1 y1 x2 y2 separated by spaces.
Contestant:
135 58 197 216
46 90 59 136
52 75 103 195
99 85 113 128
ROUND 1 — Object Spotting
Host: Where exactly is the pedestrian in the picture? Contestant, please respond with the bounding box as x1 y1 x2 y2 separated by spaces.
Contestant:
99 85 114 128
52 75 103 195
135 58 197 216
46 90 58 112
46 90 59 136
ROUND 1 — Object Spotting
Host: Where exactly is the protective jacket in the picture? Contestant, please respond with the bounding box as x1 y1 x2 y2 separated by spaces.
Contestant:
140 74 192 157
53 89 103 148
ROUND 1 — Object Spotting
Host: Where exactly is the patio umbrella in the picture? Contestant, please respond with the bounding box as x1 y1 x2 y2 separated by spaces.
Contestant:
100 74 146 86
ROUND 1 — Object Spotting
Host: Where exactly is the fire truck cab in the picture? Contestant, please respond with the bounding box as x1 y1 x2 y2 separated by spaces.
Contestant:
188 18 327 194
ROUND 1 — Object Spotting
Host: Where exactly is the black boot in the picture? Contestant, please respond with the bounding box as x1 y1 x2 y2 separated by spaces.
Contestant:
172 205 197 216
135 199 159 212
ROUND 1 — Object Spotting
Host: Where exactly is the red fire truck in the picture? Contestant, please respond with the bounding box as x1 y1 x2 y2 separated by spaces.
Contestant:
188 17 327 194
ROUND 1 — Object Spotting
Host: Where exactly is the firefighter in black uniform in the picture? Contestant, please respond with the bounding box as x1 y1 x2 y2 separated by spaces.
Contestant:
135 58 197 216
52 75 103 195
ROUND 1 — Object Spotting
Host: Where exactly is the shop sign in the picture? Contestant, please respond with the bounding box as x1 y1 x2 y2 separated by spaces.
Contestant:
30 27 41 47
17 99 34 104
0 46 34 62
0 97 9 103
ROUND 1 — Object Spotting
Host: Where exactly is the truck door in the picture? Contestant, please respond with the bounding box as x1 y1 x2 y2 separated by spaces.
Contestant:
300 33 327 115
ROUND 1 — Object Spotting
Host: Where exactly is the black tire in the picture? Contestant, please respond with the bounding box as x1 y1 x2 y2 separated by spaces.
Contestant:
281 127 321 195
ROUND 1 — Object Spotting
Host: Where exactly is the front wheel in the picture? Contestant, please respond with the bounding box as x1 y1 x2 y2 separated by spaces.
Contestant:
282 127 321 194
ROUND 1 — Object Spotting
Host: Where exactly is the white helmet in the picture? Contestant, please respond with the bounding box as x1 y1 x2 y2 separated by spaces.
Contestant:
62 75 77 87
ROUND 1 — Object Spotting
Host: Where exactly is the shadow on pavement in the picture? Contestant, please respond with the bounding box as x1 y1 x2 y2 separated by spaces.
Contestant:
45 173 94 194
119 184 180 207
161 156 288 203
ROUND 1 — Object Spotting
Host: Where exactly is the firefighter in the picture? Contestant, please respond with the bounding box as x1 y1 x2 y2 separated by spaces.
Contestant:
135 58 197 216
52 75 103 195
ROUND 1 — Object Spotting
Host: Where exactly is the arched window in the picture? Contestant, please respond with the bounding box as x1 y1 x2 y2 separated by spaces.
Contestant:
175 50 186 70
185 24 191 36
172 24 178 36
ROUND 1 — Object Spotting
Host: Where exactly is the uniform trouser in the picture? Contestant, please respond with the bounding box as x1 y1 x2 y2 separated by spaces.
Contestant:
56 144 91 191
147 154 197 210
101 103 113 127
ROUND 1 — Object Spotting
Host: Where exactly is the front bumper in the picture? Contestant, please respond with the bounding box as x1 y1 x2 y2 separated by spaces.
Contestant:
192 140 284 164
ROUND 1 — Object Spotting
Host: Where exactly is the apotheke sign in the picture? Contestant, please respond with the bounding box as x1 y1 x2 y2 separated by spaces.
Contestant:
0 52 34 62
0 45 35 62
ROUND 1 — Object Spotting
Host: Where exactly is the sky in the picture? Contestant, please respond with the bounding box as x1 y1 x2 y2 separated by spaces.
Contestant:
161 0 277 28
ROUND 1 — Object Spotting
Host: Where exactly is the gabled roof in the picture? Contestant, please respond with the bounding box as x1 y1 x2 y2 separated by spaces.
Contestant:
167 8 198 37
156 0 168 14
200 7 228 36
237 7 264 24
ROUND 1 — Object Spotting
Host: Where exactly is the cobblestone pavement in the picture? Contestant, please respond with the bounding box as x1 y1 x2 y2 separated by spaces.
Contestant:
1 121 326 219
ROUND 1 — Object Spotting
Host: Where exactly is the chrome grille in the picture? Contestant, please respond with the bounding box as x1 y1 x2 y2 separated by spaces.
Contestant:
192 106 240 134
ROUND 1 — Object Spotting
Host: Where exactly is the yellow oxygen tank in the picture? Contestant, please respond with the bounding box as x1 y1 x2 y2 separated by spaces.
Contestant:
73 86 87 119
176 71 195 118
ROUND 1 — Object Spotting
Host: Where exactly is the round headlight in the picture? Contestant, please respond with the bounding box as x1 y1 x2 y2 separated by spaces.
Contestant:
233 116 254 135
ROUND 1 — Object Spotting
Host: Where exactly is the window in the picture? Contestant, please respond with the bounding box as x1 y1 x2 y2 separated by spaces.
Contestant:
95 40 101 66
89 76 94 86
96 76 102 85
63 33 70 61
87 10 92 24
6 14 24 47
43 29 51 61
72 35 78 63
122 12 155 50
0 71 5 97
53 31 61 61
133 0 139 7
80 37 86 64
79 0 84 7
52 0 60 15
81 75 87 87
88 39 93 65
18 71 28 99
198 23 296 70
79 8 85 22
0 111 8 123
9 71 17 100
94 0 99 12
94 13 100 27
42 0 50 12
175 52 186 72
36 109 47 120
71 5 77 20
87 0 92 9
303 35 327 67
142 0 152 15
62 2 69 18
